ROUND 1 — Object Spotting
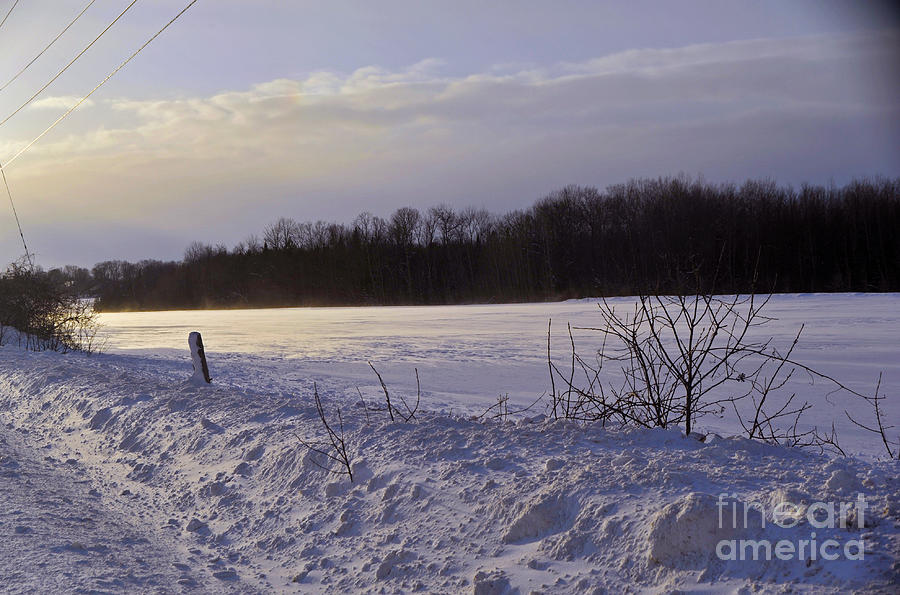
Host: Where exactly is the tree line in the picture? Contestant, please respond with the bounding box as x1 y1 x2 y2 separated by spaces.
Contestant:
68 176 899 311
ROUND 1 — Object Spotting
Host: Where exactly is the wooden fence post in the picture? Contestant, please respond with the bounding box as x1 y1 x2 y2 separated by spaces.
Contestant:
188 331 211 383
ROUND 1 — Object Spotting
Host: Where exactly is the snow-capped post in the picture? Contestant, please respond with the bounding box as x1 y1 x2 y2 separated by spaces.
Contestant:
189 331 211 383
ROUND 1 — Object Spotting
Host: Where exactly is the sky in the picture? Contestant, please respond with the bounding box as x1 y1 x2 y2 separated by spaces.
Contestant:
0 0 898 268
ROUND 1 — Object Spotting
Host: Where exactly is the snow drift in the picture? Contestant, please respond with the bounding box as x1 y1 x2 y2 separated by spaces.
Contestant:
0 345 897 593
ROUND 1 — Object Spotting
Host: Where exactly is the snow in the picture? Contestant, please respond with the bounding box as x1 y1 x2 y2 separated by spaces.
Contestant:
0 294 898 592
96 293 900 456
0 424 215 592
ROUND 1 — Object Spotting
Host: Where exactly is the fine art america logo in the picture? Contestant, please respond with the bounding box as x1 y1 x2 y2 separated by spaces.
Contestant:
715 493 868 562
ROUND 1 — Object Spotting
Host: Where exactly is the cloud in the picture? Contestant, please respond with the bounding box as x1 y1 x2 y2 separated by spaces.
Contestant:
27 96 95 110
22 31 898 159
3 30 898 265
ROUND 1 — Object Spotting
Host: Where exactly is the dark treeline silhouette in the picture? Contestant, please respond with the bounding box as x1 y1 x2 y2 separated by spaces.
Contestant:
80 176 899 311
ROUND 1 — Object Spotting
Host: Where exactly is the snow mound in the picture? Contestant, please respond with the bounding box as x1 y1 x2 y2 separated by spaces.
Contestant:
824 468 860 495
502 490 576 543
473 569 511 595
0 345 898 593
647 492 749 568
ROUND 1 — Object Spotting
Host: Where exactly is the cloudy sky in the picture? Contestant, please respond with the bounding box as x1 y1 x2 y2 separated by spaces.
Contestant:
1 0 898 267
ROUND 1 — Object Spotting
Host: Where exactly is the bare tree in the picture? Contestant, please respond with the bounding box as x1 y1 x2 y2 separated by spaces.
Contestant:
353 211 375 241
460 207 494 243
246 233 262 252
184 241 213 263
417 209 438 246
729 325 826 450
390 207 421 247
430 204 461 245
263 217 301 251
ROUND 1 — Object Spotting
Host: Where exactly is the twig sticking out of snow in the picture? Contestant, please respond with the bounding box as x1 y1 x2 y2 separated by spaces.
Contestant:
295 383 354 483
355 386 371 425
367 362 420 422
476 391 544 423
409 368 421 422
845 373 898 459
368 361 395 422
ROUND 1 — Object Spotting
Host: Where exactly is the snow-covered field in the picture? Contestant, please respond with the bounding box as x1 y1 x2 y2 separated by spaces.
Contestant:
97 294 900 455
1 294 898 592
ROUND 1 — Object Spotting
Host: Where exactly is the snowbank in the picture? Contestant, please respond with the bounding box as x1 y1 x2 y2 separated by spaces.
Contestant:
0 346 897 593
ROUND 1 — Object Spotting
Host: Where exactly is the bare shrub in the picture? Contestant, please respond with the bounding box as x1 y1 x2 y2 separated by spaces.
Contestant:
548 291 885 455
296 383 354 482
548 293 773 434
0 260 101 353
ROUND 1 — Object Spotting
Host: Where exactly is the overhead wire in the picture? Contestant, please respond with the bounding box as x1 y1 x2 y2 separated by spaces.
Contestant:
1 0 199 171
1 161 32 267
0 0 140 129
1 0 199 265
0 0 99 94
0 0 19 32
1 0 29 264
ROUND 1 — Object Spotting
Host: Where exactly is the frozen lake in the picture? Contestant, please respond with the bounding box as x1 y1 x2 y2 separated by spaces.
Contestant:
97 294 900 456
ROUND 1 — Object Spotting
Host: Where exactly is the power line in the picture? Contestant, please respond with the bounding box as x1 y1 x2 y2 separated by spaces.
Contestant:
0 0 20 32
0 0 139 129
1 161 32 267
1 0 198 170
1 0 199 266
0 0 98 94
2 0 199 170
